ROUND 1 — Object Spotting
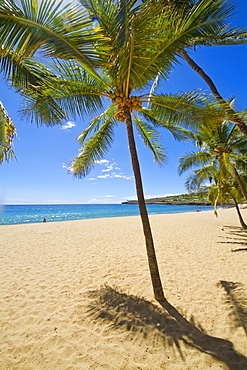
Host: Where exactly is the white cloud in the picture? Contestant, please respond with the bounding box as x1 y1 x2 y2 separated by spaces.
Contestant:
98 174 110 178
61 121 76 130
113 174 132 180
102 163 114 172
95 159 109 165
62 163 68 169
97 172 132 180
94 160 132 181
101 161 121 173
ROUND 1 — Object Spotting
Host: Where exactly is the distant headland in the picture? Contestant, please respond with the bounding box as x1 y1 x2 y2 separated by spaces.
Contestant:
122 193 211 206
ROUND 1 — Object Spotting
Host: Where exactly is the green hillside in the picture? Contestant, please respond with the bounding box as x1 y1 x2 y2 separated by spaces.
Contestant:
122 193 211 205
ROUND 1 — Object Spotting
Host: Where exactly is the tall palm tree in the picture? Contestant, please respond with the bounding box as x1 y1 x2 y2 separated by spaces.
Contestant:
179 118 247 197
0 0 238 300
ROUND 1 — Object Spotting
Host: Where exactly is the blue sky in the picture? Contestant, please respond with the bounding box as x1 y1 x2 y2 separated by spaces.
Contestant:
0 1 247 205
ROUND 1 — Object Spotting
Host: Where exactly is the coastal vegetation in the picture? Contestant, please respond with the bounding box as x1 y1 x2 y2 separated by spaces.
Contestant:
122 192 210 205
0 0 247 301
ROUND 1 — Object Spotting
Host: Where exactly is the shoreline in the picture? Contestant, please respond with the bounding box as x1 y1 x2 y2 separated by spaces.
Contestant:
0 208 246 369
0 203 215 226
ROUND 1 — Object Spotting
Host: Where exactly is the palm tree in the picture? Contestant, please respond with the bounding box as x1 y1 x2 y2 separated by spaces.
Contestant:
179 118 247 199
0 0 240 301
178 117 247 227
208 179 247 229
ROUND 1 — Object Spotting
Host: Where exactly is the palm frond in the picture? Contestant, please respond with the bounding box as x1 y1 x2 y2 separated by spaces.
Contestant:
0 52 55 88
133 115 166 165
77 105 118 144
188 24 247 47
129 0 247 88
140 106 193 141
0 101 16 162
70 117 116 177
147 91 222 128
176 0 247 46
0 0 108 81
184 163 216 191
178 99 247 204
235 157 247 174
20 88 67 126
178 150 213 174
20 62 106 124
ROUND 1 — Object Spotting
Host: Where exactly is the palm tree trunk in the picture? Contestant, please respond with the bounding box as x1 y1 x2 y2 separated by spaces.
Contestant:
125 110 165 301
180 49 247 138
232 196 247 229
233 167 247 202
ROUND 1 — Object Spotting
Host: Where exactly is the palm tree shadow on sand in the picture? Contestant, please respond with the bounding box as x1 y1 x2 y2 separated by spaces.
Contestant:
87 285 247 370
219 281 247 337
218 225 247 252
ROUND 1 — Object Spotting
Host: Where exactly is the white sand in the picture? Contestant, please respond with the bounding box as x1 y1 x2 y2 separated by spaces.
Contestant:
0 208 246 369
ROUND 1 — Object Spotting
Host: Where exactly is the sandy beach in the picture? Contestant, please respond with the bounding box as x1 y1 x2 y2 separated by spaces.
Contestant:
0 207 246 369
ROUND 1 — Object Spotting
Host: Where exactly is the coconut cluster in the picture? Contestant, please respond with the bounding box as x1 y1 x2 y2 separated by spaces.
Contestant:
110 92 142 122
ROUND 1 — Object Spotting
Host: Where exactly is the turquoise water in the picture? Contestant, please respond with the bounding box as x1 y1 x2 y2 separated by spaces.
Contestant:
0 204 213 225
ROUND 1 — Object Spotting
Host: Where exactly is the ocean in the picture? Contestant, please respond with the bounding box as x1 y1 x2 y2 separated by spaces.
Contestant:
0 203 214 226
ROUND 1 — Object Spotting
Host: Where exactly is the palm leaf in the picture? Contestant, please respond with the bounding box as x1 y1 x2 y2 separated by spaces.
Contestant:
70 118 116 177
140 106 193 141
147 91 222 128
131 0 246 88
0 101 16 163
20 89 67 126
133 115 166 164
0 0 108 82
20 62 107 124
77 105 118 144
179 150 213 175
184 163 217 191
0 52 55 88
